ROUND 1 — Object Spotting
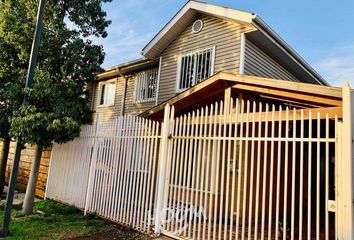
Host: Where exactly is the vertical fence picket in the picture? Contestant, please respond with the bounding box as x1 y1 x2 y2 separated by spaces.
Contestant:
254 102 262 240
213 102 222 240
204 105 213 240
235 100 245 240
229 98 240 240
268 105 276 239
283 107 290 240
147 121 160 232
308 111 313 239
248 101 257 240
260 103 269 240
291 109 297 240
192 108 203 239
275 105 283 240
184 112 194 238
138 119 151 230
46 96 341 239
299 109 304 240
224 98 233 240
188 110 199 239
241 100 250 240
198 106 209 240
174 115 184 234
115 115 129 222
179 113 189 236
316 112 321 240
325 113 329 240
110 117 123 220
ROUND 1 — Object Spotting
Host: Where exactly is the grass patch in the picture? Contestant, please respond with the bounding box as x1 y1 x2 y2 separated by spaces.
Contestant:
0 200 111 240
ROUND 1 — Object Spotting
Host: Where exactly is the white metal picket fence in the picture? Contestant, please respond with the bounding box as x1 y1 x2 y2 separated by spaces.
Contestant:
46 125 94 209
159 99 337 240
46 115 161 234
46 84 354 239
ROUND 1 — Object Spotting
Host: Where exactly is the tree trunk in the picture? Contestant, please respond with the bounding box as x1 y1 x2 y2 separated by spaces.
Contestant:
0 138 10 194
22 144 43 215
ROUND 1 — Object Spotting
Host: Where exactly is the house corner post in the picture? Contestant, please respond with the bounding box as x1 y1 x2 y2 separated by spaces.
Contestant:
339 82 354 239
154 104 172 235
84 114 101 215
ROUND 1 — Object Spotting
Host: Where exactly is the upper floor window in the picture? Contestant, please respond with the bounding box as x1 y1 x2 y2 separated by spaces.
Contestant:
98 80 116 107
176 46 215 91
134 68 159 102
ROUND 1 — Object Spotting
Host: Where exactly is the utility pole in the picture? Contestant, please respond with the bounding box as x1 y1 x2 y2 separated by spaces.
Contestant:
0 0 45 236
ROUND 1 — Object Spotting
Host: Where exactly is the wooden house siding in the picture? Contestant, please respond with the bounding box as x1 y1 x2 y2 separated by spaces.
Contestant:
92 77 124 123
158 14 253 104
123 74 156 115
92 71 158 122
244 39 299 81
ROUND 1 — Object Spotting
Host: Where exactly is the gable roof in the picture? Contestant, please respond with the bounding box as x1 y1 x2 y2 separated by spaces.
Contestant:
141 0 329 86
142 1 255 58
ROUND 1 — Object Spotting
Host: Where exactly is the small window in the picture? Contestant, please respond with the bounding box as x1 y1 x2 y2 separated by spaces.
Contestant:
177 46 215 91
98 81 116 106
134 68 158 102
192 19 203 33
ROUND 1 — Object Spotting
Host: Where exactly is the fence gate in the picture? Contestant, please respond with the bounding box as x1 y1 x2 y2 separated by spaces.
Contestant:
158 98 340 240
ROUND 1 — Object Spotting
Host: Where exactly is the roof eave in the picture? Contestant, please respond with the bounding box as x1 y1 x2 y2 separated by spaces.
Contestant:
96 58 159 81
251 16 330 86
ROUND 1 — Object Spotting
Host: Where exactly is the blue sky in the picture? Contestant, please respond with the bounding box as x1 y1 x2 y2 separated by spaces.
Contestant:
93 0 354 86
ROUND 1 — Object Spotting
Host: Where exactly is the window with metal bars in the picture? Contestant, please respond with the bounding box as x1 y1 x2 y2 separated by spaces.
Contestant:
177 46 215 91
134 68 159 102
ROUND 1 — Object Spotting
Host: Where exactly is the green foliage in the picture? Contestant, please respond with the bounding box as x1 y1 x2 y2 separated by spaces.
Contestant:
0 0 111 146
0 39 25 140
0 200 111 240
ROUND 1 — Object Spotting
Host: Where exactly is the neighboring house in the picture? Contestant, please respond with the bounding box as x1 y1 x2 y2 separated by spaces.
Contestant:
92 1 328 123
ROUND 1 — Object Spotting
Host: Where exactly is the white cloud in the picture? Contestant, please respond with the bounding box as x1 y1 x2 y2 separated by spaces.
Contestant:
315 45 354 87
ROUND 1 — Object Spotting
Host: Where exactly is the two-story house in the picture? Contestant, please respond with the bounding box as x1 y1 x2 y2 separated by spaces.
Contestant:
91 0 328 123
43 1 354 239
9 0 343 216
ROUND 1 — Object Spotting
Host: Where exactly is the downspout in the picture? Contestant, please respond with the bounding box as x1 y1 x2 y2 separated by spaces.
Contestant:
155 56 162 106
239 33 246 75
116 67 128 116
90 80 96 112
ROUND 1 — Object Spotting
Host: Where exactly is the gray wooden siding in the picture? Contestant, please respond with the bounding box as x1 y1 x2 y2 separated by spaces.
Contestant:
91 70 157 122
124 74 156 116
158 14 250 104
92 77 124 123
244 39 299 81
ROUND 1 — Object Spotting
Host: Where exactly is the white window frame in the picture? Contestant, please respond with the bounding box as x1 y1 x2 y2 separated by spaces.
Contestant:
97 80 116 107
176 46 216 92
134 68 159 103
